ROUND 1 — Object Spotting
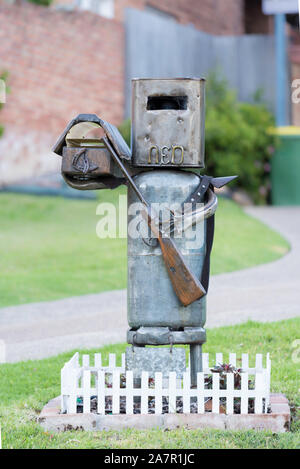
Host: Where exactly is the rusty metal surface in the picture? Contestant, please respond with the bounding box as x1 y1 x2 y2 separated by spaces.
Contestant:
131 78 205 168
55 114 131 190
62 147 123 179
53 114 131 161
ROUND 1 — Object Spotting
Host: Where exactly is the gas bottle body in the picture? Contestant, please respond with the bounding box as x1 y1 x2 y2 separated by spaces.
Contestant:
127 169 206 331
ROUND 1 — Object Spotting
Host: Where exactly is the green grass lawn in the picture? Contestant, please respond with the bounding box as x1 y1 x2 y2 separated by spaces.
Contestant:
0 191 289 308
0 319 299 449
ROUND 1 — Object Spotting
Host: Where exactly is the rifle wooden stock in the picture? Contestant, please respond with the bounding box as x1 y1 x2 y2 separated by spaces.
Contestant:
102 136 206 307
143 207 206 306
159 235 206 306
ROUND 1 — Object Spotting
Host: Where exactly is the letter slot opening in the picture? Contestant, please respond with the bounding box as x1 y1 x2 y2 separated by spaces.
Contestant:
147 96 188 111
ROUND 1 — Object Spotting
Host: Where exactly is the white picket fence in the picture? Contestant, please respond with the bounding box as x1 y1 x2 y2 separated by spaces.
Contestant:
61 352 271 416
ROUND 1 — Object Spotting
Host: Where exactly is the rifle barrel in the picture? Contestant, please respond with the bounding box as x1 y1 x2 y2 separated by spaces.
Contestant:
102 137 148 207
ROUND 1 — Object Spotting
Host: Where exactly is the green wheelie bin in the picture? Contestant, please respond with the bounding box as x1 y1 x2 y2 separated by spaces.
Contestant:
271 127 300 205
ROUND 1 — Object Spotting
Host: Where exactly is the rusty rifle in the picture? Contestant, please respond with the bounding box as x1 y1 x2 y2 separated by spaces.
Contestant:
102 136 206 307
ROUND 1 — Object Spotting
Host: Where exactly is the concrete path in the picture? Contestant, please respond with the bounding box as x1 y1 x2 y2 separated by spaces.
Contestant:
207 206 300 327
0 206 299 363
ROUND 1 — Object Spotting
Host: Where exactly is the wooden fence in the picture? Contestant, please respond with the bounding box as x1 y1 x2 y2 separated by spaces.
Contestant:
61 352 271 416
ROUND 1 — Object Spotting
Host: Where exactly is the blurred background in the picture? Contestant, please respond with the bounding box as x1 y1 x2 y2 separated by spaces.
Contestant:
1 4 300 444
0 0 299 204
0 0 297 310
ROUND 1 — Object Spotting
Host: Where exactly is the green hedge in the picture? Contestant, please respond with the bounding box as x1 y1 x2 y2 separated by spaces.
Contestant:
27 0 53 6
119 74 277 204
205 73 277 204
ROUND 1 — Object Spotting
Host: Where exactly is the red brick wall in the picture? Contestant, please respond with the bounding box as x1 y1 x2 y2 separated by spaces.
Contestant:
61 0 246 35
0 0 247 184
0 2 124 184
144 0 245 35
0 2 125 130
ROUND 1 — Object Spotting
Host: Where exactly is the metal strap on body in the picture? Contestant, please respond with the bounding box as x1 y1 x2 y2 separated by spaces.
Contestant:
142 174 216 294
202 206 215 292
183 175 215 293
183 174 213 209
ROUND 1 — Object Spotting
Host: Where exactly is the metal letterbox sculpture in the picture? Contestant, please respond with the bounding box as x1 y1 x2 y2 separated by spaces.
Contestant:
53 78 236 385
